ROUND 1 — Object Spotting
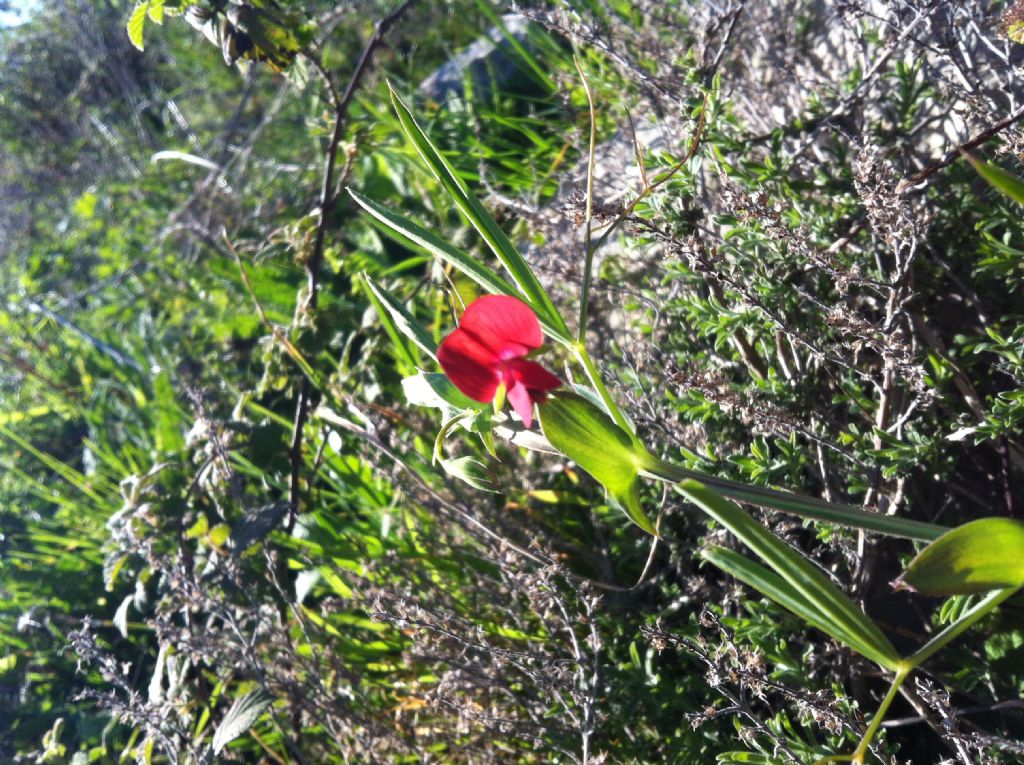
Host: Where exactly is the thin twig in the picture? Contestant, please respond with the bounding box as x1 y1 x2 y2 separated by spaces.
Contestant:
286 0 417 533
897 103 1024 193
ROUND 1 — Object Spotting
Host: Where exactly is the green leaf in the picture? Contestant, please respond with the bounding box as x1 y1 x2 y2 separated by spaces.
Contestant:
387 87 571 341
717 753 787 764
440 456 496 492
348 189 573 341
538 392 658 535
363 276 436 365
703 547 900 669
153 369 185 453
965 153 1024 206
897 517 1024 595
679 480 901 670
1007 18 1024 45
645 456 946 541
146 0 164 24
212 690 274 754
126 2 148 50
402 372 483 413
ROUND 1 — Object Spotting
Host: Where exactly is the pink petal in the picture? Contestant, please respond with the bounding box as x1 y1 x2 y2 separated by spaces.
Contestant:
458 295 543 360
506 380 535 428
437 328 501 402
506 359 562 395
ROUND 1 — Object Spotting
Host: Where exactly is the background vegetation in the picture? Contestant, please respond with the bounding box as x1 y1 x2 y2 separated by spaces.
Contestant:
1 0 1023 762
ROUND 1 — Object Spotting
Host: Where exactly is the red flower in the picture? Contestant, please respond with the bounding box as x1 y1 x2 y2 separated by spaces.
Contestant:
438 295 561 428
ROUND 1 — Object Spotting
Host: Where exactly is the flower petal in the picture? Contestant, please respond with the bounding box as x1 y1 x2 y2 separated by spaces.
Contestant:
458 295 543 360
437 327 501 402
507 358 562 395
506 380 535 428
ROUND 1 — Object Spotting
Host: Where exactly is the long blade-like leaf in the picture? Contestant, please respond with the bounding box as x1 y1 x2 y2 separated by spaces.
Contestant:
703 546 900 669
647 458 946 542
679 480 901 670
388 86 570 340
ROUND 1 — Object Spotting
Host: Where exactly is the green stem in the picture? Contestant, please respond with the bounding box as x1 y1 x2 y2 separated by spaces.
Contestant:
846 586 1019 763
644 458 948 542
575 56 598 345
850 667 910 765
574 345 634 435
906 586 1019 667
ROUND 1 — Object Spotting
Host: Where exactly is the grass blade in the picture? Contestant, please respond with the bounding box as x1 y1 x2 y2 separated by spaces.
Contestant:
964 153 1024 206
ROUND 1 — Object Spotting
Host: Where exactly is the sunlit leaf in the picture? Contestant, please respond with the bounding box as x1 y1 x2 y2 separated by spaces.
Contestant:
126 2 148 50
387 88 571 341
538 392 658 535
363 275 437 365
897 517 1024 595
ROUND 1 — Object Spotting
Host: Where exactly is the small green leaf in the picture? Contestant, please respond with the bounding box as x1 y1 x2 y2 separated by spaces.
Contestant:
538 392 657 535
965 153 1024 206
212 690 274 754
206 523 231 548
1007 18 1024 45
146 0 164 24
897 517 1024 595
440 456 496 492
402 372 483 413
126 2 148 50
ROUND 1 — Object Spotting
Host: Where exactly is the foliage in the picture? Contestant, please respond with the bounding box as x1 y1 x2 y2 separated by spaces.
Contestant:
1 0 1023 763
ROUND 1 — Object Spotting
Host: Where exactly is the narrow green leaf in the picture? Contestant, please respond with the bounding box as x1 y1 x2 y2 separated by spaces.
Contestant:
363 275 436 365
387 87 570 339
126 2 148 50
897 517 1024 595
538 392 657 535
0 424 110 504
965 153 1024 206
471 0 555 92
678 480 901 670
646 457 946 542
350 188 570 338
716 752 787 764
212 690 274 754
703 547 900 669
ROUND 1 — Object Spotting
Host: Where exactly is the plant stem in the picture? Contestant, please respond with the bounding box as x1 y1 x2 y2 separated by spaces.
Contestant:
574 345 634 435
851 667 910 765
575 56 598 346
906 586 1019 667
845 587 1019 763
